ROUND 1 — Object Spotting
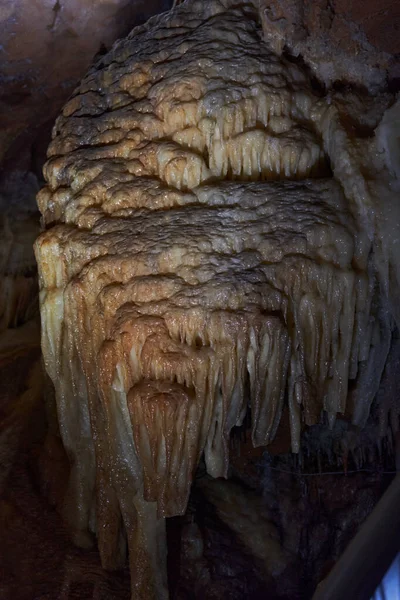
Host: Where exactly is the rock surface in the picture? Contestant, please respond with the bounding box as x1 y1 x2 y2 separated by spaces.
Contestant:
0 1 399 599
0 0 172 167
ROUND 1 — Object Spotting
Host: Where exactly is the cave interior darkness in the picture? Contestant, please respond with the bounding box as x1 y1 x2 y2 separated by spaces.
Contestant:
0 1 400 599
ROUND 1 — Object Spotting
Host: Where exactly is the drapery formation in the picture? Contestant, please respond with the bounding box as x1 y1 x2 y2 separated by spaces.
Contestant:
34 1 399 597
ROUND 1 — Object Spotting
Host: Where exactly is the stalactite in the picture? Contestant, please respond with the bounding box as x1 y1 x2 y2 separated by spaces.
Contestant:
34 0 399 597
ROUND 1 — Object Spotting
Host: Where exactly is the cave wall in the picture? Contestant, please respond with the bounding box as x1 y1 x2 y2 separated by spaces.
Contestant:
1 0 398 172
259 0 399 90
0 0 172 169
0 1 399 599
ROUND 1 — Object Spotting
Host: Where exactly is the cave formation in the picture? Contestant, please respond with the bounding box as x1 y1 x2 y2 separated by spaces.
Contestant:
1 0 400 599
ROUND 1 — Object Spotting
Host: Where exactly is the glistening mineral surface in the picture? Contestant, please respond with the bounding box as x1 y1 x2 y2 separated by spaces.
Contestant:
34 0 400 597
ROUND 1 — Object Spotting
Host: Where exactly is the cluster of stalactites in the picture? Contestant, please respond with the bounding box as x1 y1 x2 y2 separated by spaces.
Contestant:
37 222 382 531
33 0 399 598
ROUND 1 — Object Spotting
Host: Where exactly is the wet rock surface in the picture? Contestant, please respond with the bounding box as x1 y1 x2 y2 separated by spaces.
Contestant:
0 1 399 599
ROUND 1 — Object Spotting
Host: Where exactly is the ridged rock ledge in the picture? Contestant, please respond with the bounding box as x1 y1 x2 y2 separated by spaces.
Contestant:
34 0 400 597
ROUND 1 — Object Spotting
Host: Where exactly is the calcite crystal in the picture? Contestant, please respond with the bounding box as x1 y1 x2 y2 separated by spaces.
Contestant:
34 0 399 597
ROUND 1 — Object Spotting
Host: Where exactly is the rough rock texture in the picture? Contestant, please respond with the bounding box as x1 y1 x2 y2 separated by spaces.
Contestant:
0 169 43 492
259 0 400 91
32 0 400 598
0 0 172 167
0 434 394 600
0 0 399 599
0 0 398 176
0 321 42 491
0 172 40 332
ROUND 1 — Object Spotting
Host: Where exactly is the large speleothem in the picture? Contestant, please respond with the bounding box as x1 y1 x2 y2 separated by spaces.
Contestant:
34 0 400 597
